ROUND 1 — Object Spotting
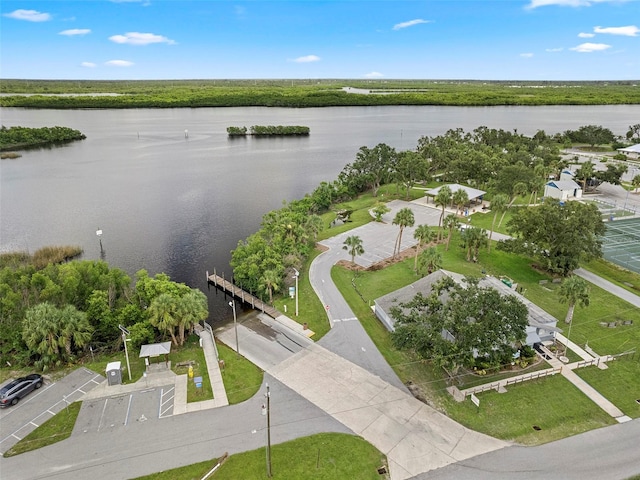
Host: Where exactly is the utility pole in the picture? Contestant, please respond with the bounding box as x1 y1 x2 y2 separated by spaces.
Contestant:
262 383 272 477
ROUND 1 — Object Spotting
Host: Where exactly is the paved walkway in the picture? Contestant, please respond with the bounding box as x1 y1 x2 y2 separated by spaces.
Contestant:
575 267 640 308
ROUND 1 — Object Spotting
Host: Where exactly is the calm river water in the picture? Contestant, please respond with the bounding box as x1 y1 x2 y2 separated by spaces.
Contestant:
1 105 638 322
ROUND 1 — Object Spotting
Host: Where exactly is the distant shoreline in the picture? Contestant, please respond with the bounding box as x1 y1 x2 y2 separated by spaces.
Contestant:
1 79 638 108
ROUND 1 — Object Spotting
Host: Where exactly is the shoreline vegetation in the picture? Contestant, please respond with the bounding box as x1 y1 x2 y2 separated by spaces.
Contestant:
1 79 639 108
0 126 86 152
227 125 310 136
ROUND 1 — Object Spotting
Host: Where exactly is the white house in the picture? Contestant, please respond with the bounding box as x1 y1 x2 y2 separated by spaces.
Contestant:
543 180 582 201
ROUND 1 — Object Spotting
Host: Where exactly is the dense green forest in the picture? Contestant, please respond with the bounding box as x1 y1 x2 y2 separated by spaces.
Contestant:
0 252 208 371
1 79 638 108
0 125 86 151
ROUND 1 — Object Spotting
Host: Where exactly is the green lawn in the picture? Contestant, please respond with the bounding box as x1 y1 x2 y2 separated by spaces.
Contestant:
3 402 81 457
133 433 386 480
575 359 640 418
171 334 213 402
443 376 616 445
275 248 332 339
216 341 263 404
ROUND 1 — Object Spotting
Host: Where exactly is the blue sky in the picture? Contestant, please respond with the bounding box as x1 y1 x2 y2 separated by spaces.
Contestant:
1 0 638 80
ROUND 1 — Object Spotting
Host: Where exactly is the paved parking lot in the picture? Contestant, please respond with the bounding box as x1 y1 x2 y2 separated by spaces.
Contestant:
0 368 103 454
73 383 175 435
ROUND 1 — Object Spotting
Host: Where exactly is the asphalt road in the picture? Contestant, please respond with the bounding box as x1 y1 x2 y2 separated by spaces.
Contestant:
0 376 352 480
413 418 640 480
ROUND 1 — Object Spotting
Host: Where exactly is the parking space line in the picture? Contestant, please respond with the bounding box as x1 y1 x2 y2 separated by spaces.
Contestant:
11 434 21 440
158 388 164 418
30 421 39 427
97 398 108 432
124 394 133 426
160 405 173 418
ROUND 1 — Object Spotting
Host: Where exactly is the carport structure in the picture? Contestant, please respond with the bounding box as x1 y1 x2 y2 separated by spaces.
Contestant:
139 341 172 370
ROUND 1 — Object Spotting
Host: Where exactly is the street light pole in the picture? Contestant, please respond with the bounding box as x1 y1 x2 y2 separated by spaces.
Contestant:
261 383 272 477
122 332 132 382
229 301 239 356
119 324 132 381
293 268 299 317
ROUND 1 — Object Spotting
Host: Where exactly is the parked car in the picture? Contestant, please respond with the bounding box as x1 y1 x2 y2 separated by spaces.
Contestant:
0 374 44 407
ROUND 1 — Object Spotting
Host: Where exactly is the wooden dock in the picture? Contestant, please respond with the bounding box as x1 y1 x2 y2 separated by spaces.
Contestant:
207 270 281 319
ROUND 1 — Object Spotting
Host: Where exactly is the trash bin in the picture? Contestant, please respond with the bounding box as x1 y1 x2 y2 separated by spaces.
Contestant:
106 361 123 386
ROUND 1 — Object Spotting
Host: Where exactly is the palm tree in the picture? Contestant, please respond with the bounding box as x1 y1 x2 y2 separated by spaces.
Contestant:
632 174 640 193
260 269 281 304
343 235 364 264
487 193 509 253
434 185 452 241
148 293 180 346
575 160 595 193
392 207 415 258
558 276 590 325
22 302 65 370
460 226 487 262
177 289 208 345
452 188 469 217
59 305 93 357
413 224 435 271
443 214 459 251
498 181 528 228
417 247 442 277
304 215 324 241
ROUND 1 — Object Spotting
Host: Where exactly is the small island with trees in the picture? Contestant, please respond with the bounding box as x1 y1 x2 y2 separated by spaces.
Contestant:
0 125 86 153
227 125 310 137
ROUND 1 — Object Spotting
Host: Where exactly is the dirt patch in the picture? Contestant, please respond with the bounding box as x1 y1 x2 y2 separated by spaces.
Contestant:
338 244 441 272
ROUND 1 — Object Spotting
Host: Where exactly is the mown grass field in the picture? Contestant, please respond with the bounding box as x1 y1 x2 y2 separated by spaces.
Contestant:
133 433 386 480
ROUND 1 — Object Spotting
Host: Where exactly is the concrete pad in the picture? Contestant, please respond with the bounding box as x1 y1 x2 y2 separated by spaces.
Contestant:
269 342 508 479
387 432 459 477
361 412 410 454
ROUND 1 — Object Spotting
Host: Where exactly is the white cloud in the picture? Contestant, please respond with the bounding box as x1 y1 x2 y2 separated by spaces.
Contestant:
520 53 534 58
392 19 432 30
292 55 320 63
109 32 175 45
60 29 91 36
546 47 564 52
594 25 639 36
364 71 384 78
526 0 623 8
81 62 97 68
578 32 595 38
570 42 612 52
105 60 134 67
3 9 51 22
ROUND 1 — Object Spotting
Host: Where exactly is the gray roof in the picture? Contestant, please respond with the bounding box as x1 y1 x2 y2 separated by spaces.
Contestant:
424 183 486 201
139 341 172 357
374 269 560 332
545 180 581 191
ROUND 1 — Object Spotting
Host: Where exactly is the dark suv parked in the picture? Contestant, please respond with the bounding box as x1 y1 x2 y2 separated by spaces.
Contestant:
0 374 43 407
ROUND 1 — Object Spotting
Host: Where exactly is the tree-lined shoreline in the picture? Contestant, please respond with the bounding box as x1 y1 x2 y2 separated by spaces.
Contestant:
1 79 638 108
